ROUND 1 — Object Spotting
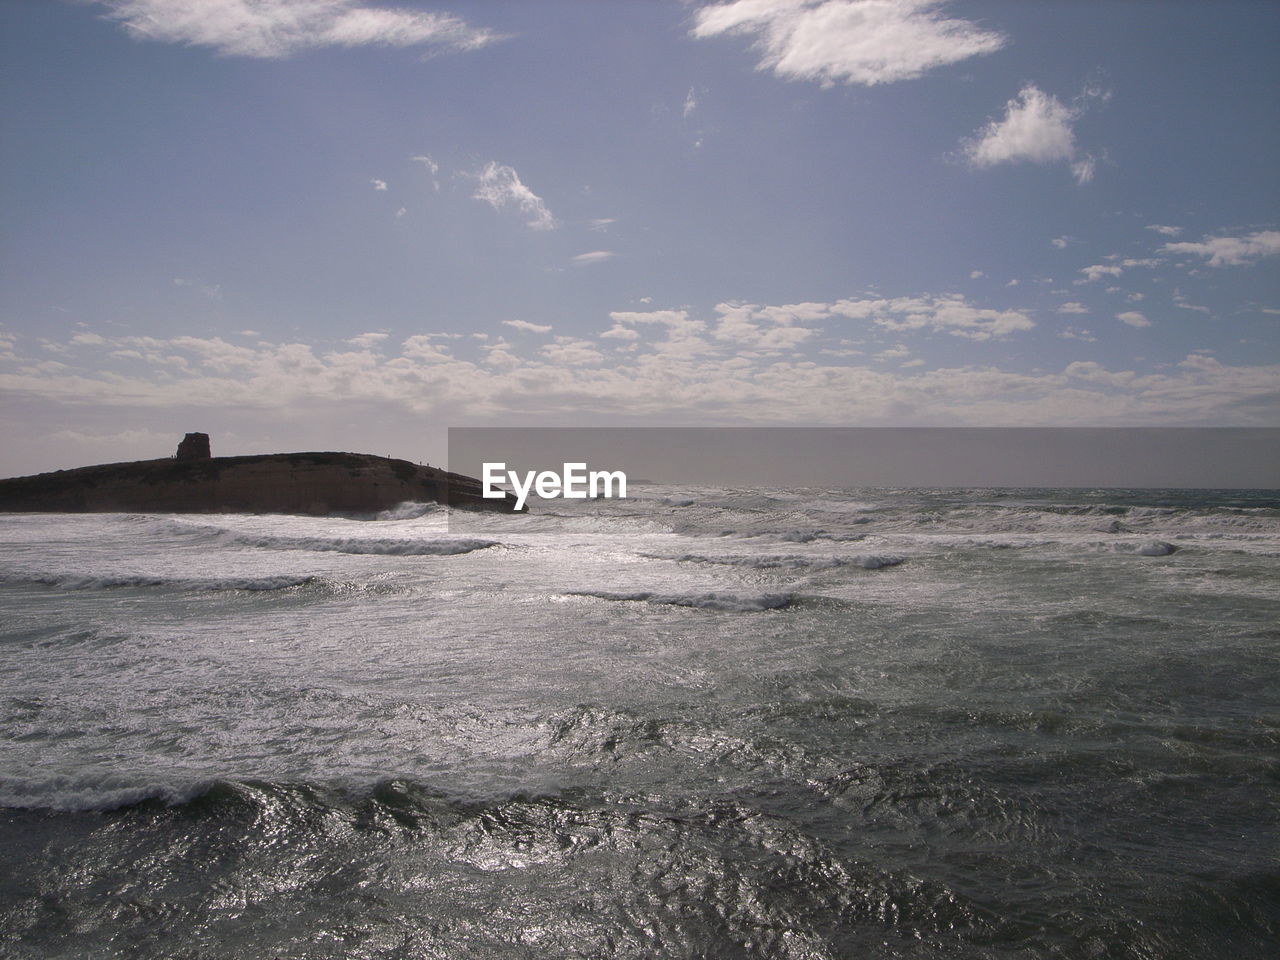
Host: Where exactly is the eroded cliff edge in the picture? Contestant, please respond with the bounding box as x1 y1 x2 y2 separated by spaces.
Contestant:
0 452 521 516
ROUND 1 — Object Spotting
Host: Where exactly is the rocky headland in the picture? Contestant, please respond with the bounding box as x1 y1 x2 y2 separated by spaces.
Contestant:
0 435 520 516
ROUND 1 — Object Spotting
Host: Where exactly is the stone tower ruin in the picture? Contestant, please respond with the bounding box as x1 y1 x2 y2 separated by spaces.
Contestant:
175 432 211 460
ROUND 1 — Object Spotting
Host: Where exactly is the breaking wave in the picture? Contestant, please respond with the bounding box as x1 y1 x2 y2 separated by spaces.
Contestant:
226 534 500 556
0 572 318 592
657 553 905 571
564 590 793 611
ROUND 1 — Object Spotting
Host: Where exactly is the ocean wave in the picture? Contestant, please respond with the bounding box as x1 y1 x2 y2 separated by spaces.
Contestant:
227 534 500 556
374 501 443 521
0 572 318 591
563 590 792 611
1111 540 1179 556
0 774 224 813
653 553 904 571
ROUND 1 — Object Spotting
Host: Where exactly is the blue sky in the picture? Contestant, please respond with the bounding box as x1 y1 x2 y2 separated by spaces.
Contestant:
1 0 1277 473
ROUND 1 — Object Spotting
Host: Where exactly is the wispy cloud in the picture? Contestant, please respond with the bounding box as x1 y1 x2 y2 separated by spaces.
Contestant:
690 0 1004 87
411 154 441 192
963 84 1097 184
683 87 699 118
94 0 503 59
502 320 553 334
172 277 223 301
571 251 615 267
1162 230 1280 267
1146 224 1182 237
470 162 557 231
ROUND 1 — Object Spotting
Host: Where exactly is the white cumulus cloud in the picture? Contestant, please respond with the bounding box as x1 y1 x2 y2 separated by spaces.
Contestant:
94 0 502 59
964 85 1095 184
471 162 557 231
1116 311 1152 328
712 302 821 352
1162 230 1280 267
1077 264 1123 283
830 294 1034 340
690 0 1004 87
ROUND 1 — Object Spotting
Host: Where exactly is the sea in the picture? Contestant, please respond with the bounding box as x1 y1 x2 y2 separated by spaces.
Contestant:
1 486 1277 959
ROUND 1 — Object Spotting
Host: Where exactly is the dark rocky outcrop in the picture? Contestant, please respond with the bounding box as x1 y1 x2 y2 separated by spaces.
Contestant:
0 451 521 516
175 432 211 461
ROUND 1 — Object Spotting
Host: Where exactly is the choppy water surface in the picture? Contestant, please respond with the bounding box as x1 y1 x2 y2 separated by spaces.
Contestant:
1 487 1277 958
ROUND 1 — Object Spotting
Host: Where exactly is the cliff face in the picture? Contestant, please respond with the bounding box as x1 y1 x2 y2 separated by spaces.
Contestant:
0 452 520 516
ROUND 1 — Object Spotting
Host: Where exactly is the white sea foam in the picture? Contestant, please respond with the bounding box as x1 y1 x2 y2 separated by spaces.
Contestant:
375 501 443 521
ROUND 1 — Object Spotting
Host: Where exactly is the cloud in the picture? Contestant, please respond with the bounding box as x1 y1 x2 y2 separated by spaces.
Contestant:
683 87 698 118
691 0 1004 87
711 301 821 352
1146 224 1182 237
599 326 640 341
605 310 711 357
541 338 604 367
7 329 1276 427
347 332 388 348
969 270 986 279
1162 230 1280 267
1077 264 1123 283
371 178 387 191
94 0 502 59
829 294 1034 340
875 344 912 363
400 335 455 363
571 251 615 267
1116 311 1152 328
173 277 223 301
963 85 1095 183
588 218 617 232
1051 236 1073 249
470 162 557 231
1057 302 1089 314
412 154 441 191
1173 293 1211 315
502 320 553 334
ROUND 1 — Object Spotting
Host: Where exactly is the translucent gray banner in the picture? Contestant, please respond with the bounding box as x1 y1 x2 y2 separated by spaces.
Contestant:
445 426 1279 529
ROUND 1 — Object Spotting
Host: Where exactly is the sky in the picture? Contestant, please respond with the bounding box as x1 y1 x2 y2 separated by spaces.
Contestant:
1 0 1278 476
